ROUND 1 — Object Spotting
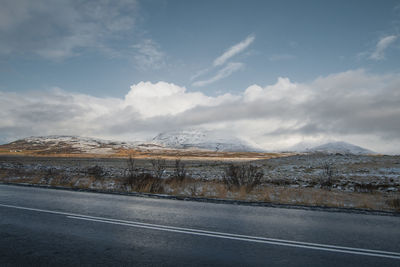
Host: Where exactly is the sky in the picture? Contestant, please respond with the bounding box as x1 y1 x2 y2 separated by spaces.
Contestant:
1 0 400 154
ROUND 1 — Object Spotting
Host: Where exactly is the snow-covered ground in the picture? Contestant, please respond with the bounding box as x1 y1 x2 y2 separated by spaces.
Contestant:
1 153 399 193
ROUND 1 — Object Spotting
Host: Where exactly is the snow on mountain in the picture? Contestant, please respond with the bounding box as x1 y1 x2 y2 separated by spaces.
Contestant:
305 141 375 155
5 134 377 155
5 131 264 153
151 129 263 152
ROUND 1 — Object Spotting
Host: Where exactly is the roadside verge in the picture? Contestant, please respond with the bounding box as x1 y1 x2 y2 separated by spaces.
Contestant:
1 181 398 217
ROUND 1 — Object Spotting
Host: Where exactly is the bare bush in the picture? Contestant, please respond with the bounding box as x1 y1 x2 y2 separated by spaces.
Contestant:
320 163 335 190
125 155 137 186
173 158 186 182
354 183 378 193
223 163 264 192
46 167 58 177
125 155 164 193
133 173 164 193
151 158 166 179
87 165 104 180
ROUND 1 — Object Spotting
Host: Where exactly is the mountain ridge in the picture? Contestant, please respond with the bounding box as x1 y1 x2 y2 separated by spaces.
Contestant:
2 135 376 155
2 131 264 153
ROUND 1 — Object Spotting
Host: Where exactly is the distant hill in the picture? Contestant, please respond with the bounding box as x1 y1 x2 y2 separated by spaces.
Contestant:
306 141 375 155
2 135 378 156
1 131 264 155
2 135 132 155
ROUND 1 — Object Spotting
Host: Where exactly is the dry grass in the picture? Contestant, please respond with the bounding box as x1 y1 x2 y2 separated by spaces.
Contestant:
386 197 400 212
0 145 292 161
215 183 228 199
250 186 395 210
162 179 400 211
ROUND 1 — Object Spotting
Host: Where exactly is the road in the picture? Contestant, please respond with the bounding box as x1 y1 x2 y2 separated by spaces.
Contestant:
0 184 399 266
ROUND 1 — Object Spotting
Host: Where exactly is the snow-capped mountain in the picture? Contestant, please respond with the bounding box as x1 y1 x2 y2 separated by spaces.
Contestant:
151 129 263 152
305 141 375 155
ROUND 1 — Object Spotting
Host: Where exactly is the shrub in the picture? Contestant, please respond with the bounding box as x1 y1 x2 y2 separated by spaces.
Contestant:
46 167 58 176
133 173 164 193
125 155 164 193
223 163 263 192
151 158 166 179
125 155 137 186
173 158 186 182
87 165 104 180
320 163 335 190
354 183 378 193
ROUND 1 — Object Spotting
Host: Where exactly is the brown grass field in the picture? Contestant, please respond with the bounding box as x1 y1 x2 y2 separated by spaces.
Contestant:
0 146 292 161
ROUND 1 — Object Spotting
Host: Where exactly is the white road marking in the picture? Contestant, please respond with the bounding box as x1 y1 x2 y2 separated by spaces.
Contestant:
1 203 400 259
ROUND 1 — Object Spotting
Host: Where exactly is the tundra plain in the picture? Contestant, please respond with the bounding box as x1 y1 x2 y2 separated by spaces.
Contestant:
0 151 399 212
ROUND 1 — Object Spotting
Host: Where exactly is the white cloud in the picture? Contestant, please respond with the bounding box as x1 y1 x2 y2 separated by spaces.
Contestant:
213 35 255 67
192 62 244 87
124 81 236 117
132 39 165 70
190 68 210 81
191 35 254 86
244 77 310 103
1 70 400 154
370 35 398 60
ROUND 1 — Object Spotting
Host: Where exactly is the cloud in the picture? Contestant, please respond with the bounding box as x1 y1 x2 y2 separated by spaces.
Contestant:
132 39 165 70
192 62 244 87
213 35 255 67
370 35 398 60
0 0 137 60
124 81 236 117
191 35 254 87
190 68 211 82
1 70 400 154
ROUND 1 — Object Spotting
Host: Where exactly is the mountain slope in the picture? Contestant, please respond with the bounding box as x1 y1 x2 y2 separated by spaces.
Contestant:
306 141 375 155
2 135 133 154
151 129 262 152
1 132 264 155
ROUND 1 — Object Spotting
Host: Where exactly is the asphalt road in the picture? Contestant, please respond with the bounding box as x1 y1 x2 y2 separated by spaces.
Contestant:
0 184 399 266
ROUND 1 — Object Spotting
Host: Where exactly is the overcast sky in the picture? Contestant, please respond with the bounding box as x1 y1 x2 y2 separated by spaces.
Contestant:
1 0 400 154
